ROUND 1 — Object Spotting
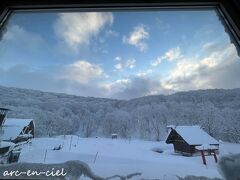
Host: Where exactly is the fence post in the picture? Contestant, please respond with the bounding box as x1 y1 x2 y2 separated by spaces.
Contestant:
77 135 80 145
213 150 218 163
69 135 73 151
43 149 47 163
200 150 207 165
93 152 98 164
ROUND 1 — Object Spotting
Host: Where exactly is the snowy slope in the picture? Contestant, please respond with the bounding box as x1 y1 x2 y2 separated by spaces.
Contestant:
18 136 240 179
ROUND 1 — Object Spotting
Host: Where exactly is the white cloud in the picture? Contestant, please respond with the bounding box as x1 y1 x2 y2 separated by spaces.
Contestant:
125 59 136 69
2 25 48 53
106 43 239 98
54 12 113 52
114 63 123 70
123 25 149 52
151 57 163 67
101 79 130 92
114 56 121 61
104 42 240 99
114 58 136 71
136 69 153 77
203 41 216 50
4 25 41 43
62 60 105 84
163 43 240 91
1 24 56 69
151 47 182 66
100 78 134 98
165 47 182 61
100 76 171 99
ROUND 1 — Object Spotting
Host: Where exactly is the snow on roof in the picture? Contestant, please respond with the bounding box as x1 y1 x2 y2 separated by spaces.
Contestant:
0 141 15 148
166 125 176 128
195 144 218 150
172 126 219 145
1 118 33 141
3 118 33 127
1 126 25 141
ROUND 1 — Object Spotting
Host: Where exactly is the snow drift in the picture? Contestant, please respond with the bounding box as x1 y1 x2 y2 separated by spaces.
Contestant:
0 160 142 180
0 160 102 179
0 160 226 180
218 153 240 180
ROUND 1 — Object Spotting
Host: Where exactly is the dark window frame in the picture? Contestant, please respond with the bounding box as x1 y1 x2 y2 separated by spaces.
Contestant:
0 0 240 52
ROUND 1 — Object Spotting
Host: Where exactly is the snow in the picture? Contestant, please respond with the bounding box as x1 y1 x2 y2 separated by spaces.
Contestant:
18 134 33 138
0 141 15 148
17 136 240 179
218 153 240 180
1 118 33 141
1 126 24 141
219 142 240 155
1 85 240 143
173 126 219 145
3 118 33 127
0 160 104 180
195 145 218 150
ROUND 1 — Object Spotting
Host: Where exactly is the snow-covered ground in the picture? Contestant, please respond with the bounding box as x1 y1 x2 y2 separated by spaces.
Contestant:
18 136 240 179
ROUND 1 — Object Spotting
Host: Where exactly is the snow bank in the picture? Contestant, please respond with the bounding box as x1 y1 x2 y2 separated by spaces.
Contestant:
0 160 102 179
0 160 224 180
17 137 226 179
218 153 240 180
0 160 142 180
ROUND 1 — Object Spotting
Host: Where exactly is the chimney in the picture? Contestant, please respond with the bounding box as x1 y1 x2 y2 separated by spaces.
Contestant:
0 108 10 127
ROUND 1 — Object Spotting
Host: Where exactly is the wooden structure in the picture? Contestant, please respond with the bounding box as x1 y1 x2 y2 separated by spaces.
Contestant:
111 133 118 139
0 108 35 163
8 150 21 163
195 145 218 165
165 126 219 157
0 108 10 127
1 118 35 143
0 141 14 155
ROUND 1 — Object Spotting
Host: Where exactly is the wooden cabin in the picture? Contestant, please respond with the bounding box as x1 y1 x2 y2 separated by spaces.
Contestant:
165 125 219 156
1 118 35 143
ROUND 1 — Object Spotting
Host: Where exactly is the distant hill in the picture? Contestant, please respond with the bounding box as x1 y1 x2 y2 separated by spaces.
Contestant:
0 85 240 142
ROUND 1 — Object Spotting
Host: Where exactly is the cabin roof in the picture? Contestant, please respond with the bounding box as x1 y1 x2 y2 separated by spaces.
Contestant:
166 125 219 145
1 118 33 141
0 141 15 148
3 118 33 127
0 108 10 111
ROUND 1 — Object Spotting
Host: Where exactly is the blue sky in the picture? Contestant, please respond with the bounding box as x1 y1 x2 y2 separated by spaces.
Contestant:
0 9 240 99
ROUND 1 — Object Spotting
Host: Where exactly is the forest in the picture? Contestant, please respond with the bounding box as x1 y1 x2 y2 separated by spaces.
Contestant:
1 85 240 143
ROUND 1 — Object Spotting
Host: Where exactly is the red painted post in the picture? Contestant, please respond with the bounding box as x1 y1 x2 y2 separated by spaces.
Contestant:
200 150 207 165
213 150 218 163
